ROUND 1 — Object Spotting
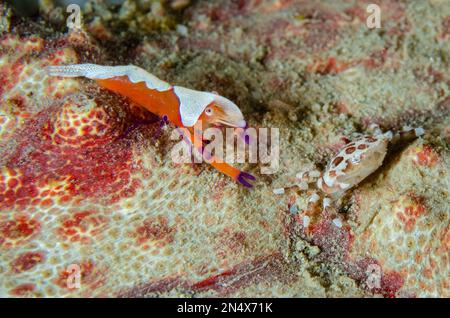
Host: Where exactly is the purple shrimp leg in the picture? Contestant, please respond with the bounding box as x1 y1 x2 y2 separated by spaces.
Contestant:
237 172 256 188
153 115 169 139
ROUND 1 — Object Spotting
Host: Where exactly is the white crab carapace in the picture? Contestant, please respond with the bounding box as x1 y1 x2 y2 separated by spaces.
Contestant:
275 125 424 226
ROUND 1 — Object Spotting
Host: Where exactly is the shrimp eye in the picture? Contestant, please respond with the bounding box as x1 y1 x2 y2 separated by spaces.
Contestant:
205 107 213 116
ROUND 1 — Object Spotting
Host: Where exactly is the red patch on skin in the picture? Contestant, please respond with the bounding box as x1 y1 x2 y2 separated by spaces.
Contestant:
11 252 45 273
117 276 184 297
363 49 388 69
307 57 351 75
307 49 388 75
190 252 287 296
192 269 235 290
211 179 227 202
87 20 114 42
376 271 405 298
333 101 349 114
11 251 45 273
0 214 41 248
9 95 26 110
56 210 109 244
0 102 141 209
134 216 176 249
344 5 366 21
9 283 36 296
0 59 25 100
118 253 289 297
309 218 354 262
258 220 270 231
412 144 439 168
396 195 427 232
216 228 247 259
0 176 39 209
55 260 106 291
350 258 405 298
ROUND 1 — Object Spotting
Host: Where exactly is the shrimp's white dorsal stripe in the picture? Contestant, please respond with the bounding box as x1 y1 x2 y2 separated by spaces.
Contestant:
47 63 172 92
173 86 215 127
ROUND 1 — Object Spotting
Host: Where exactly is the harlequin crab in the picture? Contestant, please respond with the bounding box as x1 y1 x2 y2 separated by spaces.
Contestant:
275 125 424 226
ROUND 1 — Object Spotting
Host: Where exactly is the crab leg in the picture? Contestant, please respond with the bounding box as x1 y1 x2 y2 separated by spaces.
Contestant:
391 126 425 143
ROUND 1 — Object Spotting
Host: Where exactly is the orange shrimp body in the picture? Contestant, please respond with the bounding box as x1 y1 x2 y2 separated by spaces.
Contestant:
47 64 255 187
96 76 184 127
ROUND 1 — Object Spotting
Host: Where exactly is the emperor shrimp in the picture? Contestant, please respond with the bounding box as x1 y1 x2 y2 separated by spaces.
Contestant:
46 63 255 187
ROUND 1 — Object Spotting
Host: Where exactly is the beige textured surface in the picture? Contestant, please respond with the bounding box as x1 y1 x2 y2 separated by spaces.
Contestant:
0 0 448 297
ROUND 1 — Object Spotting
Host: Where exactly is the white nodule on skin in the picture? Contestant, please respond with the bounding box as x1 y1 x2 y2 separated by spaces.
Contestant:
303 215 310 228
296 170 312 182
383 131 393 140
273 188 285 195
317 178 324 191
351 156 361 164
323 173 335 188
338 182 351 190
176 24 189 36
309 170 321 178
296 172 305 181
415 127 425 137
368 123 382 136
323 197 331 209
289 204 299 214
402 125 413 131
308 192 320 203
332 218 343 228
46 64 172 92
297 181 309 190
